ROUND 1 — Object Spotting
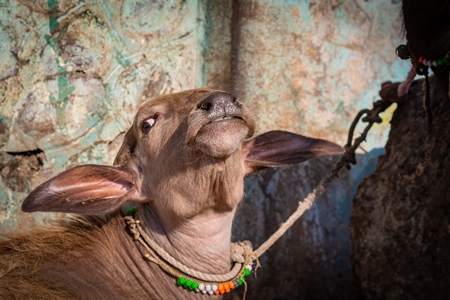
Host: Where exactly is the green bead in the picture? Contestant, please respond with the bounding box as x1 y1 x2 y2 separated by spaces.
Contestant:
239 279 244 286
177 277 186 286
184 279 192 288
126 207 137 215
243 269 251 276
192 282 199 289
438 59 443 66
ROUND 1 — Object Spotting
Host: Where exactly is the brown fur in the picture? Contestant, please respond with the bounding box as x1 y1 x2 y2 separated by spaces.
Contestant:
0 89 343 299
0 216 127 299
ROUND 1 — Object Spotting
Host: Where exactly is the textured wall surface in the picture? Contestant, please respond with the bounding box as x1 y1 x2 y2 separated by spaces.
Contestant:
1 0 217 230
232 0 408 145
1 0 409 299
351 77 450 299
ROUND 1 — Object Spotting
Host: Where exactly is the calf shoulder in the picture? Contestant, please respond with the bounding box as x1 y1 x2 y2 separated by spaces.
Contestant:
0 216 146 299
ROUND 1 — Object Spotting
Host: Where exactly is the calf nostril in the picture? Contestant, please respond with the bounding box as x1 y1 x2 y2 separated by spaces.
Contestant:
197 102 212 111
196 92 237 113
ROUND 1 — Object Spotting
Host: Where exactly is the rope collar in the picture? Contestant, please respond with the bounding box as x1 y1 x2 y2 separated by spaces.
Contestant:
124 214 257 296
124 185 321 296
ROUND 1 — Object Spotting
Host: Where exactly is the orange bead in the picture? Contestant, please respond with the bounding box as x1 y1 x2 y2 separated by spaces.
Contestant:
214 290 220 295
218 284 224 291
225 288 230 293
229 282 235 289
418 57 424 63
224 283 229 290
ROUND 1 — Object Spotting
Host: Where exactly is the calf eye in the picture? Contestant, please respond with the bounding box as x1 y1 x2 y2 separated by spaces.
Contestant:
142 117 156 133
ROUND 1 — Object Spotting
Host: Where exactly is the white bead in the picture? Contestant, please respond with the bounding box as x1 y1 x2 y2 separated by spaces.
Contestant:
423 59 428 65
207 290 214 295
433 60 438 66
246 264 253 271
428 60 433 66
201 290 207 294
199 283 205 291
212 284 218 292
195 289 200 293
206 284 211 291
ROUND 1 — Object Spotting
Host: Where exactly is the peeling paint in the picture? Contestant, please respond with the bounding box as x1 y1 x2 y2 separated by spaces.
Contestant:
46 0 74 127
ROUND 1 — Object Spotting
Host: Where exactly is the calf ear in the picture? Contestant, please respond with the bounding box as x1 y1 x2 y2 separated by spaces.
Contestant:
22 165 143 215
243 130 344 174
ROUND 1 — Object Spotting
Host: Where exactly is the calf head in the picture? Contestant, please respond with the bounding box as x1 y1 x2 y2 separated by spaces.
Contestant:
22 89 343 224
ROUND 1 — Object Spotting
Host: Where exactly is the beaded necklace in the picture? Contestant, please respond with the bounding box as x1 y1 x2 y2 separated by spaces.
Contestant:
124 211 256 296
395 44 450 74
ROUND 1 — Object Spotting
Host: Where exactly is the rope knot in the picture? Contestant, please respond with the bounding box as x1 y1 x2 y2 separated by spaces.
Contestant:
230 240 253 263
124 216 140 240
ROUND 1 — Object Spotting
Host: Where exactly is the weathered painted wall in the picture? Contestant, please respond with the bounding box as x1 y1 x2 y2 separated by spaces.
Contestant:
233 0 408 146
1 0 409 298
1 0 219 230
